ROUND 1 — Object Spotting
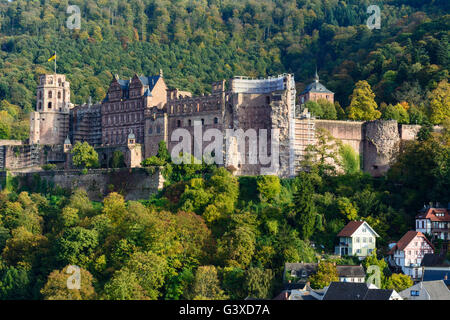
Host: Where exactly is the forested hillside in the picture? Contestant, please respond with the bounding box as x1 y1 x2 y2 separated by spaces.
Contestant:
0 0 448 123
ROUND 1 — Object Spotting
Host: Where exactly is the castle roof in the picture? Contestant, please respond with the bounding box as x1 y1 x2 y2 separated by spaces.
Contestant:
300 72 333 95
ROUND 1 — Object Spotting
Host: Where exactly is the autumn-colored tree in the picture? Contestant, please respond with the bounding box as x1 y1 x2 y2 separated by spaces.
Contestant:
347 81 381 121
385 273 413 292
308 262 339 289
189 265 227 300
40 265 97 300
428 80 450 124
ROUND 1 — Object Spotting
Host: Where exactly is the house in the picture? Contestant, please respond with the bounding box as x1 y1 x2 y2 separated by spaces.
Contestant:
322 282 402 300
399 280 450 300
284 262 366 285
388 231 434 279
336 265 366 283
416 205 450 242
335 221 379 258
273 283 322 301
283 263 318 284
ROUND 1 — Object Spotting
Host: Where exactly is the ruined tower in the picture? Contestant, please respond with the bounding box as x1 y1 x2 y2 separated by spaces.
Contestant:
30 74 72 145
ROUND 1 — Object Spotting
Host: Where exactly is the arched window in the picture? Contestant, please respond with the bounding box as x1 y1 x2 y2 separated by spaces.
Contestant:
48 102 52 109
149 127 153 134
58 91 61 99
201 118 205 125
177 120 181 127
48 91 52 98
214 117 218 124
156 126 161 134
188 119 192 126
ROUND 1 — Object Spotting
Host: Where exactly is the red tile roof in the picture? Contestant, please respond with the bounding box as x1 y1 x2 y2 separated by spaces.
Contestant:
388 231 434 255
416 208 450 222
337 221 365 237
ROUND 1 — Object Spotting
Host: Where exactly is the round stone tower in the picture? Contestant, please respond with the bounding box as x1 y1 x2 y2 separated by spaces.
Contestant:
363 120 400 177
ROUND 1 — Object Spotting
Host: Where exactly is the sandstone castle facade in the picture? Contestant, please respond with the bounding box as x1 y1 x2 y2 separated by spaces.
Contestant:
0 71 425 177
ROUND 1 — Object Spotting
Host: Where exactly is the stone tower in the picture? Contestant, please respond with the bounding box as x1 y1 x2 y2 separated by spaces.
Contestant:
30 74 72 145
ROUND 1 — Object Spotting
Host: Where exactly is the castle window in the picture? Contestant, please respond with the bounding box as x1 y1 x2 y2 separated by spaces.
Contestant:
48 102 52 109
177 120 181 127
201 119 205 125
149 127 153 134
214 117 218 124
188 120 192 126
58 91 61 99
48 91 52 98
38 102 42 110
157 126 161 134
58 78 62 86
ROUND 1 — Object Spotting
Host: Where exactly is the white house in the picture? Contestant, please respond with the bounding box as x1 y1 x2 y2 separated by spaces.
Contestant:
335 221 379 258
399 280 450 300
388 231 434 279
416 207 450 241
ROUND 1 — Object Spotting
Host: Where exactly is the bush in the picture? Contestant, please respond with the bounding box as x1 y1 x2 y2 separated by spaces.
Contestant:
42 164 57 171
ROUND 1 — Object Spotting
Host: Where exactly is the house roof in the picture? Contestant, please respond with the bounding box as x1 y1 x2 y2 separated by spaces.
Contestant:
336 265 366 278
421 254 450 267
323 282 396 300
416 208 450 222
323 282 369 300
273 290 318 300
300 81 334 95
284 262 318 277
388 231 434 255
421 280 450 300
337 221 379 237
364 289 394 300
423 269 450 286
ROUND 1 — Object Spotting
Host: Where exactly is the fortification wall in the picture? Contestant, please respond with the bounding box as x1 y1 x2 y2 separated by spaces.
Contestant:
313 120 365 155
9 167 164 201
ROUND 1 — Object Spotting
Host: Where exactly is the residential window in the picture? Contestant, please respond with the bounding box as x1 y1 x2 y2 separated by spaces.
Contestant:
369 238 373 243
411 290 420 296
355 237 360 243
363 237 367 243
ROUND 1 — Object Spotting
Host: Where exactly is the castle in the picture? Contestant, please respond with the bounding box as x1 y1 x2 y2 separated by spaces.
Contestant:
0 71 426 177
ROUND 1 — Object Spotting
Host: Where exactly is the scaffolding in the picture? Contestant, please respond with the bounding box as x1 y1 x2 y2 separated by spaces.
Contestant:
294 107 316 174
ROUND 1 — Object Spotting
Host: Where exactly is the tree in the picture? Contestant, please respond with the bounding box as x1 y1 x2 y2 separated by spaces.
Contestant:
337 197 359 221
244 267 274 299
308 262 338 289
103 268 149 300
71 141 99 169
339 144 360 174
428 80 450 125
257 175 281 203
292 172 317 240
385 273 413 292
347 81 381 121
40 265 96 300
111 150 125 168
362 249 390 288
189 266 227 300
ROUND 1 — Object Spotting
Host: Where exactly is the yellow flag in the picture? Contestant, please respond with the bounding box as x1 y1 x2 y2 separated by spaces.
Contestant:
48 53 56 62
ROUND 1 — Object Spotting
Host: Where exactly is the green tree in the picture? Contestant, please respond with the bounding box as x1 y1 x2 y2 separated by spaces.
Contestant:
292 172 317 240
71 142 99 169
256 175 281 203
244 267 274 299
